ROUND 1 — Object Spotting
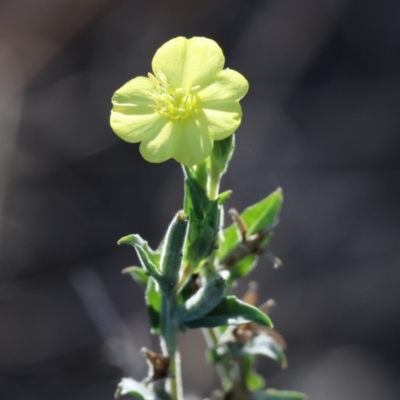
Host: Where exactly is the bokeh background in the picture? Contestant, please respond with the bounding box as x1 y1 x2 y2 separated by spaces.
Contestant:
1 0 400 399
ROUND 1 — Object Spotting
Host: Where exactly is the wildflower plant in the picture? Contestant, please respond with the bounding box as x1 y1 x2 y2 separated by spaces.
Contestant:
111 37 307 400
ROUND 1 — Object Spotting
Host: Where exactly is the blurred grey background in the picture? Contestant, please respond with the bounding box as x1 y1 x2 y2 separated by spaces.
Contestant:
0 0 399 399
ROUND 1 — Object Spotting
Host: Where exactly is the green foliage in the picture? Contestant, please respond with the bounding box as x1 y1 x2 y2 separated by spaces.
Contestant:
115 378 158 400
182 296 273 329
234 333 286 368
209 331 286 370
210 135 235 174
243 356 266 391
123 266 149 287
117 125 304 400
160 212 189 291
252 390 308 400
226 255 257 284
183 167 220 266
118 234 163 284
174 276 226 323
218 223 240 261
217 188 283 284
146 277 161 333
243 188 283 237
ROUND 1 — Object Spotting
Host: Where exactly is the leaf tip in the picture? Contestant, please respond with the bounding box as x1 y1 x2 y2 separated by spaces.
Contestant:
117 234 135 246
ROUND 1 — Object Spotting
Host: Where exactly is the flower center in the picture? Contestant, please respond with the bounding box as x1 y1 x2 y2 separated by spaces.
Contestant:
147 72 199 120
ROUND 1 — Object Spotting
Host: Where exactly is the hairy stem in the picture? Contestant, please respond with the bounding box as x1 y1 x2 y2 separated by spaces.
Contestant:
203 328 232 390
161 296 183 400
202 156 234 389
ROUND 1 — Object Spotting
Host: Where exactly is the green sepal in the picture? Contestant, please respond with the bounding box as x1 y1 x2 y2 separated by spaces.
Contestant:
183 167 220 265
123 266 149 288
146 277 161 333
252 390 308 400
182 296 273 329
174 276 226 324
188 225 217 267
192 161 208 190
183 166 211 219
115 378 159 400
211 134 235 174
118 234 162 279
160 211 188 291
243 188 283 237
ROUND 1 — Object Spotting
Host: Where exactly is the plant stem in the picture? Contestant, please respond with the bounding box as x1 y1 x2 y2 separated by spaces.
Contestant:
203 157 234 389
203 328 232 390
169 349 183 400
161 296 183 400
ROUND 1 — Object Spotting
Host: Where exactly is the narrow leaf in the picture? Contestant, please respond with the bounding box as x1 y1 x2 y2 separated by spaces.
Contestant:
118 234 163 282
160 211 189 290
265 390 307 400
122 266 149 288
240 333 287 368
244 189 283 237
182 296 273 329
175 277 226 323
145 277 161 333
227 254 258 283
218 224 240 261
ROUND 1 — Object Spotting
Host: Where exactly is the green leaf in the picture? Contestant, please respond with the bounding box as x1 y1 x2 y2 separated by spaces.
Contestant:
183 167 220 265
118 234 162 282
115 378 158 400
160 211 189 291
145 277 161 333
240 333 287 368
182 296 273 329
218 190 232 205
246 370 266 392
188 225 218 265
184 167 211 219
175 277 226 323
227 254 257 284
123 266 149 288
217 223 240 261
243 189 283 237
265 390 307 400
242 355 266 391
252 390 307 400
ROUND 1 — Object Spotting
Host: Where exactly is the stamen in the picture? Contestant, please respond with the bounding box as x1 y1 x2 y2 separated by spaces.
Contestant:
147 71 198 119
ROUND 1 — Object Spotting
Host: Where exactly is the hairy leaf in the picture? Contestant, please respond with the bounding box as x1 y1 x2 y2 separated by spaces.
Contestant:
115 378 158 400
243 189 283 237
182 296 273 329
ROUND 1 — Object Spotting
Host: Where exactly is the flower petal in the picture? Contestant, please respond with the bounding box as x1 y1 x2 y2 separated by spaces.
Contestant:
139 120 179 163
151 37 225 89
199 102 243 140
111 110 167 143
198 69 249 103
173 118 213 166
111 76 166 143
111 76 157 107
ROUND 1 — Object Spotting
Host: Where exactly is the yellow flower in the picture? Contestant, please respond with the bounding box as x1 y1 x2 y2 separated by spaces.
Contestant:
110 36 249 166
